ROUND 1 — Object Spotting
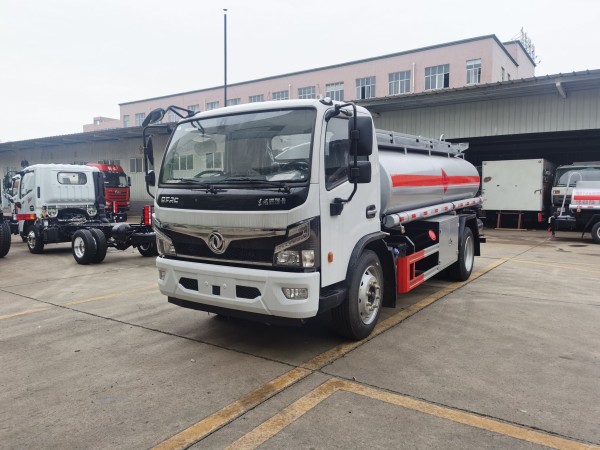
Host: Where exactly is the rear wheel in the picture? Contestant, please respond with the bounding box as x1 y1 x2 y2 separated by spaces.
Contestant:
446 227 475 281
26 225 44 254
89 228 108 263
0 220 11 258
591 222 600 244
72 229 97 265
332 250 383 340
137 239 158 257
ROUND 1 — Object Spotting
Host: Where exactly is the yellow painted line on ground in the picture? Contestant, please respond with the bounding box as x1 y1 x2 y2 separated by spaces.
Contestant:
0 284 157 320
152 367 311 450
302 258 508 372
63 284 157 306
0 307 51 321
228 378 599 450
154 258 508 449
512 259 600 274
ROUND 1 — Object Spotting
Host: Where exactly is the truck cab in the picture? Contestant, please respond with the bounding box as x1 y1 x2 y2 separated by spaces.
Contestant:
552 162 600 213
86 163 131 212
11 164 104 252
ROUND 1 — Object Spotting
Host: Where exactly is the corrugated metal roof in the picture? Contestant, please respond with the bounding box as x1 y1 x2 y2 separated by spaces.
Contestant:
0 126 171 153
357 69 600 112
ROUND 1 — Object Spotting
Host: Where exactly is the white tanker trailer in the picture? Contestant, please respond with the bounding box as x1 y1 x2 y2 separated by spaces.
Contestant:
142 99 484 339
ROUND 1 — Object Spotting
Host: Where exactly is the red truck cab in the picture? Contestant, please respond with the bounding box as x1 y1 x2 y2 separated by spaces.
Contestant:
86 163 131 211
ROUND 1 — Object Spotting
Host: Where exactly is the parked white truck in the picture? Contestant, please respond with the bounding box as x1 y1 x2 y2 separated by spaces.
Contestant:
8 164 157 263
142 99 484 339
551 162 600 215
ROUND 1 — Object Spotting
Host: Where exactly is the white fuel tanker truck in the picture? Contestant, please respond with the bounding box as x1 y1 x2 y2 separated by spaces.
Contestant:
142 99 483 339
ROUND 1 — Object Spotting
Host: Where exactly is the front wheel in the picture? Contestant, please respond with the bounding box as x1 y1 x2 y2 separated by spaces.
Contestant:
591 222 600 244
332 250 383 340
0 220 11 258
446 227 475 281
72 229 97 265
26 225 44 254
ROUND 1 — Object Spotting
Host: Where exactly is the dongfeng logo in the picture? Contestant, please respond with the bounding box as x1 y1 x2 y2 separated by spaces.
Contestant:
208 231 226 254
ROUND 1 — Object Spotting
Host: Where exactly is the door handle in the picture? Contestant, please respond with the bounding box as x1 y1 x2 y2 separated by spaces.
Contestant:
366 204 377 219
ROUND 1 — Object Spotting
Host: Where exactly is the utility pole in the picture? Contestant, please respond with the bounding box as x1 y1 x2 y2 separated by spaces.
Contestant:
224 8 228 107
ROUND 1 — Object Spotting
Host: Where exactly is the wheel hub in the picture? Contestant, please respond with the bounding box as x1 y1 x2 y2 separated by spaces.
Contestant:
358 267 381 325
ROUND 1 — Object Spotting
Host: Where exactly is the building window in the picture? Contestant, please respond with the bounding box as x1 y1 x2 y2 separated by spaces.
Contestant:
123 115 130 128
130 158 143 173
134 113 146 127
325 82 344 101
173 154 194 171
466 59 481 85
356 76 376 99
226 98 241 106
272 90 289 101
249 94 264 103
206 101 219 110
388 71 411 95
298 86 316 99
205 152 223 169
98 159 120 165
188 104 200 113
425 64 450 90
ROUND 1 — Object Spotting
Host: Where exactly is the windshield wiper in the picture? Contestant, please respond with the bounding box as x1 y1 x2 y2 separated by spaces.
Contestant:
171 178 223 193
223 177 291 194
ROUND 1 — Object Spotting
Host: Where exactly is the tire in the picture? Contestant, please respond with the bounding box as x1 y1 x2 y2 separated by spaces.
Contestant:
26 225 45 254
137 239 158 257
89 228 108 263
446 227 475 281
0 220 11 258
72 229 97 265
331 250 383 340
591 222 600 244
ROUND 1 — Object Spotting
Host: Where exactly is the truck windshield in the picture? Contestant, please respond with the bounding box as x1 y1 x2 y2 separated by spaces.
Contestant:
554 167 600 186
103 172 128 188
159 108 316 186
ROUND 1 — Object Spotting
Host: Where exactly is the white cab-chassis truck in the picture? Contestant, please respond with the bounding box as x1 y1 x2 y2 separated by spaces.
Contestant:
7 164 157 263
143 99 484 339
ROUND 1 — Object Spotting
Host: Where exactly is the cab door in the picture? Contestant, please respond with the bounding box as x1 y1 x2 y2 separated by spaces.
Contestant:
318 116 380 287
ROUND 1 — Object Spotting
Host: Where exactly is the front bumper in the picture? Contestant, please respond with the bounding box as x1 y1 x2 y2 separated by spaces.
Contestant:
156 258 321 319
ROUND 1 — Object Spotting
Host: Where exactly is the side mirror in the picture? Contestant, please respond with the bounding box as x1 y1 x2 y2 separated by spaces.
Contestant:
349 161 372 184
127 176 132 187
144 136 154 167
349 116 373 156
142 108 165 127
145 171 156 187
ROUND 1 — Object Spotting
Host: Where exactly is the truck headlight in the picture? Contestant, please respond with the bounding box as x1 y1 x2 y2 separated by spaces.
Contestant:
273 219 319 268
155 228 176 256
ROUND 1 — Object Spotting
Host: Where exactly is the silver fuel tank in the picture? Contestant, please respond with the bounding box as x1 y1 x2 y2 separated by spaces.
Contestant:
378 143 480 216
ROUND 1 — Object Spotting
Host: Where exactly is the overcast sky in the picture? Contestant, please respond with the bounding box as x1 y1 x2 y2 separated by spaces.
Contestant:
1 0 599 142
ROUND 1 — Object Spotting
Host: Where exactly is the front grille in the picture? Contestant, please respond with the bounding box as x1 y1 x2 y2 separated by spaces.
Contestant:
173 234 285 265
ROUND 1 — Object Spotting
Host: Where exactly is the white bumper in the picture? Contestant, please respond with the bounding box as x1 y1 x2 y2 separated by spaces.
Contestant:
156 258 321 319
